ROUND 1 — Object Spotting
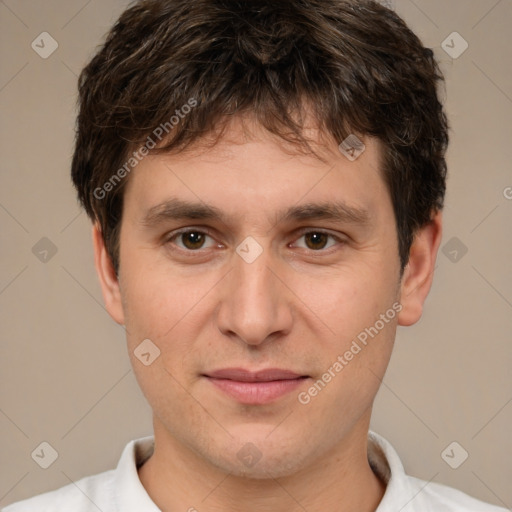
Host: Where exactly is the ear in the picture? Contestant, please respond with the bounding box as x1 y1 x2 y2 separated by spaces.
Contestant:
92 223 125 325
398 210 443 326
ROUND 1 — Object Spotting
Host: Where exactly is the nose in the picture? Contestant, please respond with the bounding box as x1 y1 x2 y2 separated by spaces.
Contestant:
216 241 293 347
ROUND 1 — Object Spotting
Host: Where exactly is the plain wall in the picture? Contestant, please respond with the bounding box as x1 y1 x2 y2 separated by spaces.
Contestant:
1 0 511 508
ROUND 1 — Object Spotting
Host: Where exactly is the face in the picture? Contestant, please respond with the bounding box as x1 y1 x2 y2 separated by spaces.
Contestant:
95 117 436 479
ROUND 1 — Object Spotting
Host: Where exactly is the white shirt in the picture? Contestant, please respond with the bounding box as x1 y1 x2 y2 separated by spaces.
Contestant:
3 431 506 511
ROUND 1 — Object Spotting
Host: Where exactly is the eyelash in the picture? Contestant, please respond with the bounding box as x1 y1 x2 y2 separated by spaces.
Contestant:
164 227 346 254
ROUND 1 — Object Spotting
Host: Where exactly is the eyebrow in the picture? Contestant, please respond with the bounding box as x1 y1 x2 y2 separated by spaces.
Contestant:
141 197 370 228
276 201 370 226
141 199 226 226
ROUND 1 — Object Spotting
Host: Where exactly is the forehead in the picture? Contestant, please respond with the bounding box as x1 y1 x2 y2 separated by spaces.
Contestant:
121 117 389 228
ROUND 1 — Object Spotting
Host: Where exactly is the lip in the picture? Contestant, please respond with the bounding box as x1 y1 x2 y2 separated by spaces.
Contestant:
203 367 309 405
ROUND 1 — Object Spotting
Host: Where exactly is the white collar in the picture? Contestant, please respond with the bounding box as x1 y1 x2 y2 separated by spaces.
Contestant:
113 435 160 511
111 430 413 511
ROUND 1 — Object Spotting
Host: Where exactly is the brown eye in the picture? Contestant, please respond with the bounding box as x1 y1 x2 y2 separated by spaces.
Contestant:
304 232 329 250
291 230 342 252
164 227 219 257
180 232 205 250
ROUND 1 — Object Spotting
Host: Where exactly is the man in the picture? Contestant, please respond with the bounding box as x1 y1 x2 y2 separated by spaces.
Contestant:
4 0 506 510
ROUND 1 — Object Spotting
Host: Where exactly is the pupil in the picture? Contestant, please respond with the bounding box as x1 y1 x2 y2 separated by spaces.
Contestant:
183 232 204 249
306 232 327 250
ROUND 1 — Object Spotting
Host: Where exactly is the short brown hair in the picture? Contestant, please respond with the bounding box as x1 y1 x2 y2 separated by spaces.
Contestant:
71 0 449 273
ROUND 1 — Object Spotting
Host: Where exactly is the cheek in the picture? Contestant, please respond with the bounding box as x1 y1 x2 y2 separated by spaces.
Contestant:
120 259 212 343
298 320 396 433
290 265 398 399
289 264 397 342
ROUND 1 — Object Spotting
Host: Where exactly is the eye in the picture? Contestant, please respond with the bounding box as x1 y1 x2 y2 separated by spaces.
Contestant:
167 229 218 251
292 230 342 251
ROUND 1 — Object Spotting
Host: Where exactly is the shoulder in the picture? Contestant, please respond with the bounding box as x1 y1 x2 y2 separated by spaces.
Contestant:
2 469 116 512
406 475 508 511
2 437 155 512
367 431 507 512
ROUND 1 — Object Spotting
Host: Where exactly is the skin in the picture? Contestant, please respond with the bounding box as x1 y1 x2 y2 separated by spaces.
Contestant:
93 116 442 512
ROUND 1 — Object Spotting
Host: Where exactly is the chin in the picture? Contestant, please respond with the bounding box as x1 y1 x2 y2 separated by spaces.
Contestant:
213 449 307 480
203 428 312 480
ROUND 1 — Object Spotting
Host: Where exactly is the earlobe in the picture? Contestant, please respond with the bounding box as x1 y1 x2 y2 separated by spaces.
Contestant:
92 223 125 325
398 211 443 327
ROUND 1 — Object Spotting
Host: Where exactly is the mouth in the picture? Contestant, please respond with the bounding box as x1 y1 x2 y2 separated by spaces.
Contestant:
202 368 310 405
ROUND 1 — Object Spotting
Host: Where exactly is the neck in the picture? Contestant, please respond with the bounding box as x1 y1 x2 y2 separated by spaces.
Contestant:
138 414 386 512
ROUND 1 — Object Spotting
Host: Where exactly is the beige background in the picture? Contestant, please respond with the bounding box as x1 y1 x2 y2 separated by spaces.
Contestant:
1 0 511 508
